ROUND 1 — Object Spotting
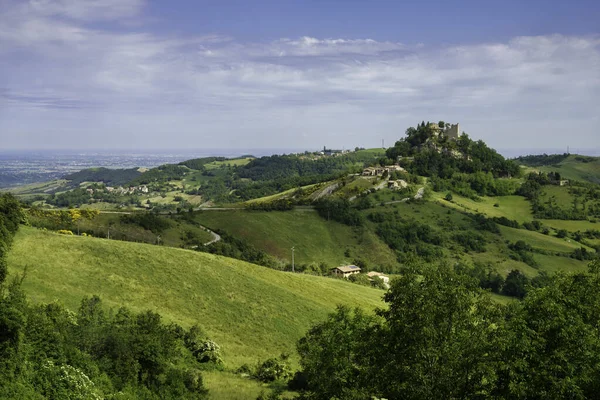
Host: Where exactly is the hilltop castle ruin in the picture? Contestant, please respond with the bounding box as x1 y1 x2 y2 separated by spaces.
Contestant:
429 122 461 140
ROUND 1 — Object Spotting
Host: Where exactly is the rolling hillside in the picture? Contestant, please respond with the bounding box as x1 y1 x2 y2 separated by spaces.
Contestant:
193 209 399 268
7 226 384 397
518 154 600 184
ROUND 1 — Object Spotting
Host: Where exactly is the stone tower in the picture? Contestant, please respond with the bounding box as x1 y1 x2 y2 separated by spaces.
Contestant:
444 123 460 140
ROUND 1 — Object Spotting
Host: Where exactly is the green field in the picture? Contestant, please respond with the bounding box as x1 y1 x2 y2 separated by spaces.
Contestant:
528 154 600 184
541 219 600 233
8 226 384 398
8 227 383 365
204 157 254 169
532 253 589 274
193 209 398 268
498 225 592 253
244 183 321 204
431 192 533 223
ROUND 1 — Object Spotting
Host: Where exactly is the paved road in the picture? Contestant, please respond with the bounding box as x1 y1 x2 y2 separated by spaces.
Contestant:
200 226 221 246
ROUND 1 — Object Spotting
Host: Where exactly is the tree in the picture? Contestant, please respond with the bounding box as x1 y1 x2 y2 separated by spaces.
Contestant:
502 269 529 298
297 306 375 399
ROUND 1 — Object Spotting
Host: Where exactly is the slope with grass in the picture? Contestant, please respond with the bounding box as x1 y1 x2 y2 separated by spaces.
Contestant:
8 226 383 368
193 209 399 268
518 154 600 184
498 225 593 253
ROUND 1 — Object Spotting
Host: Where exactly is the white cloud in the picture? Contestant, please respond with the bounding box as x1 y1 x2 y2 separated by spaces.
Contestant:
28 0 145 21
0 0 599 151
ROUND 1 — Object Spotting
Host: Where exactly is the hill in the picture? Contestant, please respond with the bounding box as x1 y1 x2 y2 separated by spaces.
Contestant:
7 226 384 397
193 209 398 268
515 154 600 184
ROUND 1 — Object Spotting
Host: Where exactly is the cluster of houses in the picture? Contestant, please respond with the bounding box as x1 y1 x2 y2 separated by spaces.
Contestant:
362 165 406 177
86 185 149 195
319 146 351 157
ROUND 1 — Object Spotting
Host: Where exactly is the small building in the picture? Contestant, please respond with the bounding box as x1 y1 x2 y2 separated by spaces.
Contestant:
366 271 390 285
384 165 406 173
362 167 377 176
332 265 361 278
388 179 408 190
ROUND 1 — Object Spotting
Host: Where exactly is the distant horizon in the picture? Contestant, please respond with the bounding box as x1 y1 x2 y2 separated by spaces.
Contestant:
1 147 599 159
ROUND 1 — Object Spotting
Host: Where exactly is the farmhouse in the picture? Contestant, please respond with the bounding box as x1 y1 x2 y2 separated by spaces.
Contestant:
367 271 390 285
332 265 361 278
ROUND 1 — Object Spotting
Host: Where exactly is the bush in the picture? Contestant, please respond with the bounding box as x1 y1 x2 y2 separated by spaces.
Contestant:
254 355 292 383
57 230 74 235
556 229 568 238
445 192 453 201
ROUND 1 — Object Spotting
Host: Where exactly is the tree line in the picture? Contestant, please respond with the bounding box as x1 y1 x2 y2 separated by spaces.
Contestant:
293 262 600 399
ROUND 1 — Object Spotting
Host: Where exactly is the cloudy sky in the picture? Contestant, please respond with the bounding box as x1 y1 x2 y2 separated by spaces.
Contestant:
1 0 599 153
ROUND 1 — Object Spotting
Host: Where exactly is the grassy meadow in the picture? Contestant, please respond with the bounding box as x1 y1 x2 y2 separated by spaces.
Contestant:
8 226 383 367
527 154 600 184
193 209 399 268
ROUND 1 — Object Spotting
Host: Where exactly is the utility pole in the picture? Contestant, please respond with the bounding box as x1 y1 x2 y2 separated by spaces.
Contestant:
291 246 295 273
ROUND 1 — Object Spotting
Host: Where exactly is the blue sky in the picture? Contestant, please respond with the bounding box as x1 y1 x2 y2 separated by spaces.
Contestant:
1 0 599 152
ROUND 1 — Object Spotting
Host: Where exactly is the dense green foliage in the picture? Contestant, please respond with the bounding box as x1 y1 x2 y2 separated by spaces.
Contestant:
314 198 364 226
519 172 600 220
238 152 376 182
197 230 278 268
130 165 189 185
297 262 600 399
64 167 142 187
0 194 23 285
178 157 226 170
0 196 216 398
386 122 520 179
514 153 570 167
120 212 173 234
0 291 213 399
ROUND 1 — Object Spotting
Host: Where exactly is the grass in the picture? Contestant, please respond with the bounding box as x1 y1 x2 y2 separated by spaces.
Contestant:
193 209 399 268
244 183 321 204
431 192 533 223
8 226 384 370
540 219 600 233
531 154 600 184
4 179 68 195
498 225 592 253
532 254 589 274
204 157 254 169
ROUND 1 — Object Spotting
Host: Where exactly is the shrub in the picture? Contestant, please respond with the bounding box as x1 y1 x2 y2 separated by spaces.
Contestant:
254 355 292 383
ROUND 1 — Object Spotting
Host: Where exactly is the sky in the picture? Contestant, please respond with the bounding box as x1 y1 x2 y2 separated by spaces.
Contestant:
1 0 599 153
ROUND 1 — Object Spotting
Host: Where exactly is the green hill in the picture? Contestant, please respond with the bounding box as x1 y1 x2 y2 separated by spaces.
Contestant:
193 209 398 268
517 154 600 184
7 226 384 397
